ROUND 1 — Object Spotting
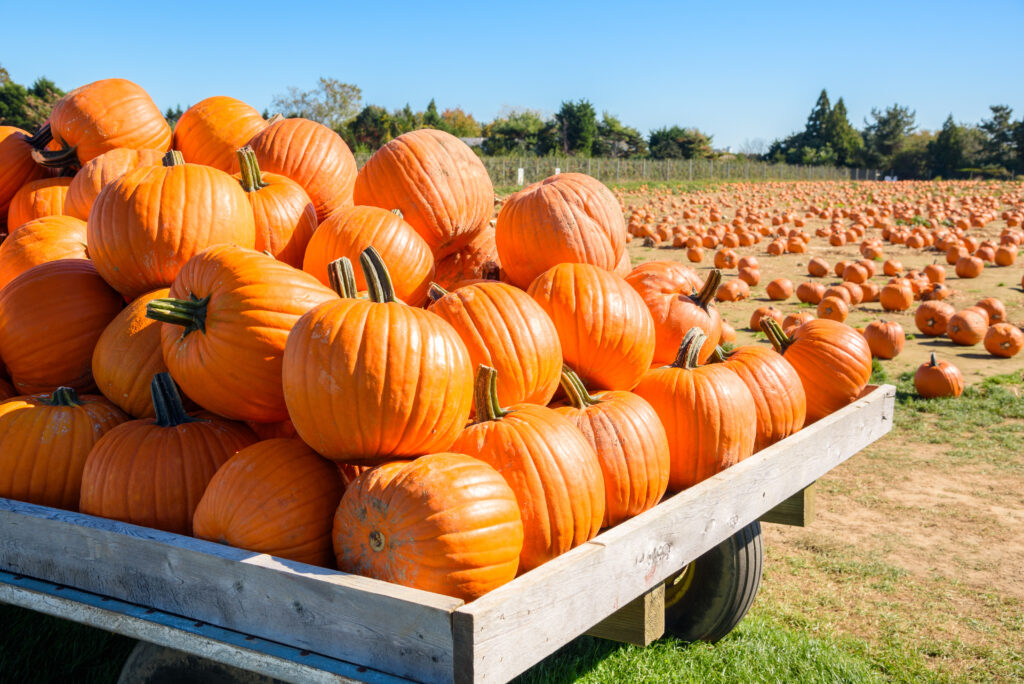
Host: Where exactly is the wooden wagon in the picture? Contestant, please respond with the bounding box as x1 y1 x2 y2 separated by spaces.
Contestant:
0 384 896 683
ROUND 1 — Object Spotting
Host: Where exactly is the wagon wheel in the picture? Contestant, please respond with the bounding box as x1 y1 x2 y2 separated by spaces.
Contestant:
662 519 763 643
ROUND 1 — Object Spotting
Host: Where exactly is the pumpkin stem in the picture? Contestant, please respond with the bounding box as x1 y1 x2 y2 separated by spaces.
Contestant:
359 247 397 304
327 257 358 298
26 123 53 149
559 365 600 409
150 373 198 427
146 294 211 337
472 365 508 422
481 262 501 281
760 318 792 354
266 113 284 126
236 147 267 192
391 208 404 219
39 386 81 407
162 150 185 167
693 269 723 308
929 352 938 367
29 131 79 168
670 328 707 369
709 346 728 363
427 283 449 302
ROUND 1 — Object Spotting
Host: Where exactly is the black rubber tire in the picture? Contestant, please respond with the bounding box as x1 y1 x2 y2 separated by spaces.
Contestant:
117 642 284 684
662 520 763 643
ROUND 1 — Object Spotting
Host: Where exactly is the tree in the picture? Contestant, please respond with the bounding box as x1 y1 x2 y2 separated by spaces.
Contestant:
1013 116 1024 175
979 105 1016 171
164 105 184 130
0 65 9 84
422 99 443 129
804 89 832 149
648 126 713 159
861 104 916 169
554 99 597 156
271 77 362 132
822 98 862 165
0 74 63 131
481 108 550 155
348 105 392 151
593 113 646 158
441 107 482 138
390 103 419 137
889 130 935 179
927 115 969 178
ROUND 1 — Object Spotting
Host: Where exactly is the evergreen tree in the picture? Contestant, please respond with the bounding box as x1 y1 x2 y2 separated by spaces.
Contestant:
979 105 1016 171
648 126 713 159
554 99 598 156
481 108 548 155
164 105 184 130
593 113 647 158
861 104 917 169
348 105 392 151
422 98 443 129
927 115 969 178
822 97 862 165
804 89 831 148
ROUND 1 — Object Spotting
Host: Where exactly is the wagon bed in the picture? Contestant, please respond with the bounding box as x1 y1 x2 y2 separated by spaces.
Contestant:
0 384 896 684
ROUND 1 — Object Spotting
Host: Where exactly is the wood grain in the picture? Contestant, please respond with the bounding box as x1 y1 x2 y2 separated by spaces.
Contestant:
759 483 816 526
584 584 664 645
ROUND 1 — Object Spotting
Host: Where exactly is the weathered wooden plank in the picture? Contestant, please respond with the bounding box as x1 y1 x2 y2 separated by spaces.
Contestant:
584 583 664 646
760 483 816 526
453 384 895 683
0 501 461 684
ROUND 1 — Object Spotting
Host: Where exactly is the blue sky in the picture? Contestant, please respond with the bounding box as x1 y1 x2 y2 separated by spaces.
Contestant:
4 0 1022 151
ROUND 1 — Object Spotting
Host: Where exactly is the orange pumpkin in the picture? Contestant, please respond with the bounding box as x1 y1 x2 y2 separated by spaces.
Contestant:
915 301 955 337
817 295 849 322
625 263 719 364
983 323 1023 358
914 353 964 398
7 177 71 229
173 96 268 173
879 281 914 312
433 225 502 290
765 278 794 301
0 126 47 218
0 215 88 290
65 148 164 220
946 310 987 345
863 320 905 359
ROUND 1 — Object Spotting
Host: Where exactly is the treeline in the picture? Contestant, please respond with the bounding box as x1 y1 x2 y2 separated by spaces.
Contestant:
766 89 1024 179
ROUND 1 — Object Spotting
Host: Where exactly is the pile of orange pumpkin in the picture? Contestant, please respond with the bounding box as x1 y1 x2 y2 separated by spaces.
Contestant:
2 78 883 601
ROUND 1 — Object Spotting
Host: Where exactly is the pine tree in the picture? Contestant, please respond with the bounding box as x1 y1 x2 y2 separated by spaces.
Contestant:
804 89 832 148
822 98 862 165
422 98 443 129
927 115 969 178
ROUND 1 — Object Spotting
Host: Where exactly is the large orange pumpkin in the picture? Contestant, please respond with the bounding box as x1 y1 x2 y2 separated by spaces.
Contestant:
527 263 655 391
553 365 670 527
193 438 344 567
283 247 473 463
302 205 434 306
428 281 562 407
0 259 124 394
247 117 357 222
173 96 268 173
0 126 46 218
451 366 604 571
79 373 257 535
495 173 626 288
64 148 164 220
626 264 722 364
87 151 256 299
0 387 128 510
148 246 336 423
7 177 71 229
0 215 89 290
333 452 524 600
634 329 757 491
354 129 493 259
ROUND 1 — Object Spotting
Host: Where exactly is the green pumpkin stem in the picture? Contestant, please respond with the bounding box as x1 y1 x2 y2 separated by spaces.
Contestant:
236 147 267 192
693 269 723 308
760 318 792 354
327 257 358 298
162 150 185 167
391 208 404 219
929 352 938 367
39 386 81 407
150 373 197 427
359 247 397 304
671 328 707 369
146 294 211 337
427 283 449 302
473 365 509 422
709 346 728 363
559 365 600 409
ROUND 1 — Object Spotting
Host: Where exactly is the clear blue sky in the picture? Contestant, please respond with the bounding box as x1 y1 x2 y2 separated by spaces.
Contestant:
4 0 1022 151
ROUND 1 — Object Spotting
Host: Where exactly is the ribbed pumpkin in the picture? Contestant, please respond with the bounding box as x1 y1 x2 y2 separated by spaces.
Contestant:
0 387 128 510
915 301 955 337
353 129 493 259
428 281 562 407
39 78 171 166
0 259 124 394
451 366 604 571
7 177 71 229
87 151 256 299
283 248 473 463
879 281 914 312
914 353 964 398
247 117 357 222
495 173 626 288
863 320 905 359
527 263 655 391
0 126 46 218
302 205 434 306
64 148 164 220
983 323 1023 358
193 439 344 566
333 452 524 600
553 366 670 527
946 309 987 346
762 318 872 423
91 288 171 418
625 262 722 364
0 215 89 290
634 329 757 491
234 147 317 268
173 97 268 173
148 246 335 422
433 224 501 290
79 373 257 535
975 297 1007 325
712 343 806 452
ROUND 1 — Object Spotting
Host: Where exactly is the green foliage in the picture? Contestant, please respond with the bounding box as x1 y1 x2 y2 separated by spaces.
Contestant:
554 99 598 156
164 104 184 130
927 114 970 178
979 104 1017 173
270 77 362 132
481 108 552 156
0 70 64 131
648 126 713 159
422 98 442 129
441 107 482 137
803 89 831 149
823 98 863 165
888 130 936 179
860 103 917 169
347 104 392 151
593 112 646 158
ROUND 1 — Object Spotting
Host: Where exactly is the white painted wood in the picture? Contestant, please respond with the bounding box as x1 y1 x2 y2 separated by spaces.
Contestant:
0 502 461 683
516 168 524 185
453 385 895 683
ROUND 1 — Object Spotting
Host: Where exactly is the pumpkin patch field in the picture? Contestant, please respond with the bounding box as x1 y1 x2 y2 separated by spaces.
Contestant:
0 79 1022 683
